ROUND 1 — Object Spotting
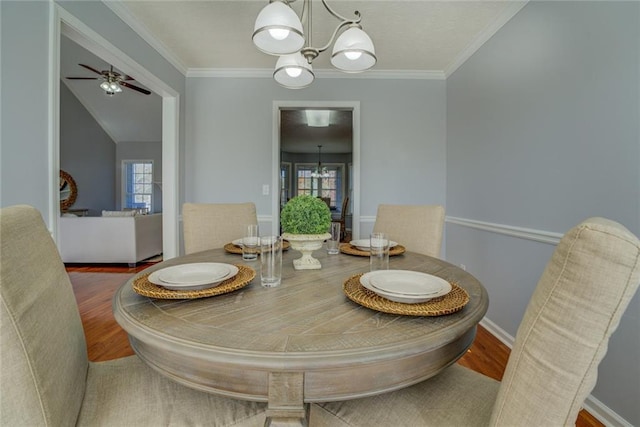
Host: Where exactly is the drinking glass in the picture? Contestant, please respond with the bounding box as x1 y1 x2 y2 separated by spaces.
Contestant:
242 224 259 261
327 222 341 254
260 235 282 287
370 232 390 271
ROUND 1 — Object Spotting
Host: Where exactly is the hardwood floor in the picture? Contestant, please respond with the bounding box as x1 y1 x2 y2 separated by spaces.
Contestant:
66 262 602 427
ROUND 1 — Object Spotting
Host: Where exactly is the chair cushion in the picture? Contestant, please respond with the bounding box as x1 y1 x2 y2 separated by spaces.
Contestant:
77 356 267 426
491 217 640 426
183 203 258 254
312 364 499 427
373 204 445 258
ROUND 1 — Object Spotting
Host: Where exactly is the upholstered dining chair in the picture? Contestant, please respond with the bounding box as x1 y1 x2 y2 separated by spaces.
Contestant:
372 204 445 257
311 217 640 426
183 202 257 254
0 205 266 426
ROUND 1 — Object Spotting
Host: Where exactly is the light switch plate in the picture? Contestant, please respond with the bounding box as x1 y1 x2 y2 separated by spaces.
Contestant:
262 184 269 195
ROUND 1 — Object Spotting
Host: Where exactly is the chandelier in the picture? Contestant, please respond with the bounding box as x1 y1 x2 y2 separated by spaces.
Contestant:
311 145 331 178
253 0 377 89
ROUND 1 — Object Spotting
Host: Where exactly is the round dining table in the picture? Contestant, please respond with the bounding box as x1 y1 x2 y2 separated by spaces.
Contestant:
113 245 488 427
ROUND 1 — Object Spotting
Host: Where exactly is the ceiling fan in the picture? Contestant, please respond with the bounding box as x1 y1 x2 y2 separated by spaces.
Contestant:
66 64 151 96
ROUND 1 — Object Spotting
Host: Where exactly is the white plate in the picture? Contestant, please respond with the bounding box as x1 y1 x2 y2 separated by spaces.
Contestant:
158 263 230 284
232 239 243 247
360 270 451 304
349 239 399 251
149 263 239 291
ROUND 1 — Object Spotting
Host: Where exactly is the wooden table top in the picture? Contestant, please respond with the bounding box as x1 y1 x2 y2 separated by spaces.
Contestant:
114 246 488 425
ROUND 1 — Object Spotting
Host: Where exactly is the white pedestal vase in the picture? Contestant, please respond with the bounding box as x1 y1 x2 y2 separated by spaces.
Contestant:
282 233 331 270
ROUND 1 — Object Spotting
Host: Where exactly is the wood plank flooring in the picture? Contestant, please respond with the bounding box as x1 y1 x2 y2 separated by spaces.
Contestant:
66 262 602 427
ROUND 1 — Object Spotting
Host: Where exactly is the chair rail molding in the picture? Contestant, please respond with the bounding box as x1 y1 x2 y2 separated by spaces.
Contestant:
446 216 563 245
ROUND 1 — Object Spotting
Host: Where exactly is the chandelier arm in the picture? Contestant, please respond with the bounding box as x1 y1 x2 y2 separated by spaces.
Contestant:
313 19 355 54
301 0 363 56
321 0 361 25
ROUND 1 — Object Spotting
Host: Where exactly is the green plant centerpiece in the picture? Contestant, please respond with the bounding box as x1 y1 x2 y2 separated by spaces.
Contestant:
281 195 332 270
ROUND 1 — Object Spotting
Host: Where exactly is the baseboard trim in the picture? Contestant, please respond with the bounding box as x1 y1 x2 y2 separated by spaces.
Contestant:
480 317 631 427
479 317 515 348
582 396 634 427
446 216 562 245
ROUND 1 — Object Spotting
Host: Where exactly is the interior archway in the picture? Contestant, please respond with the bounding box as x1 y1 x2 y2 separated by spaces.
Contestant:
52 6 181 258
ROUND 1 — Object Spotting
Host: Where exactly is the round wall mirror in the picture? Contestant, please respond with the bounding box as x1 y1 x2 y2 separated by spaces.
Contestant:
60 170 78 210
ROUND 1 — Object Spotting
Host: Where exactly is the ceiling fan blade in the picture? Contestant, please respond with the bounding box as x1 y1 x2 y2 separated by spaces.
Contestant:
120 81 151 95
66 77 99 80
78 63 104 75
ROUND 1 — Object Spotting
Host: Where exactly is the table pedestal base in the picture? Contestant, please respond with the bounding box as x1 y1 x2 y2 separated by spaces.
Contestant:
265 372 308 426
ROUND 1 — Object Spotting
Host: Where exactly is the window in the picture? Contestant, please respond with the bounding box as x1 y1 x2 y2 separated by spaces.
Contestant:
294 163 344 208
123 160 153 212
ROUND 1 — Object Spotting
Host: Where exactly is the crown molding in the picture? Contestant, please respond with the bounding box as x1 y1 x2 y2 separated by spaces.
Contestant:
444 1 529 78
187 68 274 78
103 1 188 76
187 68 445 80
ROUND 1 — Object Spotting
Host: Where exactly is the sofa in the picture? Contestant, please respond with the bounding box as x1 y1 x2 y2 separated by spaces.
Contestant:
58 213 162 265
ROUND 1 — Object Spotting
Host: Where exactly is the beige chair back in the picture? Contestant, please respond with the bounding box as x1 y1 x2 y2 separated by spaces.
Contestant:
183 202 258 254
1 205 89 426
490 217 640 425
373 204 445 257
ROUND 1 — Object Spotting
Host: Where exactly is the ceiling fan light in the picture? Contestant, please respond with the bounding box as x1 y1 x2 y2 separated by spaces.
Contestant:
331 27 377 72
253 1 304 55
100 81 110 91
274 53 314 89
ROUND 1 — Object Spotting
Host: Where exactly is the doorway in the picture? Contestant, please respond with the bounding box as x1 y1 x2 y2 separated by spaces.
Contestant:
53 6 181 258
272 101 360 239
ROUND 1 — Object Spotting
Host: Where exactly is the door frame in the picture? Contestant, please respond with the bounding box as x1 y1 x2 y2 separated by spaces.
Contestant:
272 101 360 239
50 5 181 258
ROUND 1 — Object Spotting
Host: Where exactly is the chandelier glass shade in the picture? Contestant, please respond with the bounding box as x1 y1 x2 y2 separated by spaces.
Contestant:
253 0 376 89
253 1 304 55
274 52 314 89
331 26 376 72
311 145 331 179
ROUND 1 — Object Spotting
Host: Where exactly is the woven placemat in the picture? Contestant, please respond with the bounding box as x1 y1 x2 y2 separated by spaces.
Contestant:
133 264 255 299
343 273 469 316
339 243 406 257
224 241 290 255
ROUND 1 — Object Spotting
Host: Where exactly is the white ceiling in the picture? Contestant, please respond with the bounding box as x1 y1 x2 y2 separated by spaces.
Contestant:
61 0 527 148
113 0 526 75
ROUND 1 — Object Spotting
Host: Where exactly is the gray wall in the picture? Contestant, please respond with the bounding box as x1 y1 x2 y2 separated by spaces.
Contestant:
116 141 163 213
185 77 447 237
60 83 116 215
446 1 639 424
1 1 52 216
